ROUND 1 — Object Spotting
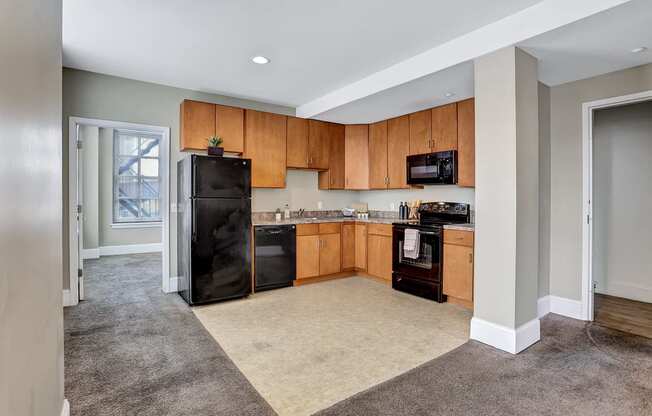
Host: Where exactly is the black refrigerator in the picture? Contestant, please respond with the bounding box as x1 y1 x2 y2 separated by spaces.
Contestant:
177 155 252 305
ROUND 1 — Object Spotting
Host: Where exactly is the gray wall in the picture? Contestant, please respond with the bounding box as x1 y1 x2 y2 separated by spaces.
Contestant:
592 101 652 303
538 83 551 297
549 63 652 301
62 68 294 288
0 0 64 415
98 128 161 247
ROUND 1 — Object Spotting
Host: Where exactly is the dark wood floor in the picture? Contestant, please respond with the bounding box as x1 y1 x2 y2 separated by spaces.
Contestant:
594 293 652 339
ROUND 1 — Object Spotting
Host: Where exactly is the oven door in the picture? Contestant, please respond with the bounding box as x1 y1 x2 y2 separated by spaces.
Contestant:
392 226 441 282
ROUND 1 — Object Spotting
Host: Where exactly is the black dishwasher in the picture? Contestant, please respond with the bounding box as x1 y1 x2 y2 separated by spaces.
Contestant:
254 225 296 291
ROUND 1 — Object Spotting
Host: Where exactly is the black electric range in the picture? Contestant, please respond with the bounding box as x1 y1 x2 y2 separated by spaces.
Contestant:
392 202 470 302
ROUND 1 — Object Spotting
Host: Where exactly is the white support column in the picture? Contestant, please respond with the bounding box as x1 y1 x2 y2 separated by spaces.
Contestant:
471 46 540 354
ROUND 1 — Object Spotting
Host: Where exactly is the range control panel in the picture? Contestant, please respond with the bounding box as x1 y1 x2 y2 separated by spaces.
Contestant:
418 201 469 216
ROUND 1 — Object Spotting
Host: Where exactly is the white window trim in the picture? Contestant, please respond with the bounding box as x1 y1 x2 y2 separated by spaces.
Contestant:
110 221 162 229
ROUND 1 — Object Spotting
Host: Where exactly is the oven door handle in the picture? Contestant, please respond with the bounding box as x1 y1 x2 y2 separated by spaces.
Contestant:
402 230 437 236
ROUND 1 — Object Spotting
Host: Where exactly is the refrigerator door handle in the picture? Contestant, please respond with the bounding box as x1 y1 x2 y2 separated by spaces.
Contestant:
191 201 197 243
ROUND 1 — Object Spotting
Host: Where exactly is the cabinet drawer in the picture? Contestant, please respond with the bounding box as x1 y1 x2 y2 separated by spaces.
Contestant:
367 223 392 237
296 223 319 236
443 229 473 247
319 222 341 234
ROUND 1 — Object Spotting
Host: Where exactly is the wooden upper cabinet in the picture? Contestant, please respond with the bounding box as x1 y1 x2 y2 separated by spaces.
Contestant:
286 116 309 168
457 98 475 187
431 103 458 152
369 120 389 189
318 123 345 190
409 109 432 155
244 110 287 188
180 100 215 151
215 104 244 153
387 115 410 189
308 120 330 170
344 125 369 190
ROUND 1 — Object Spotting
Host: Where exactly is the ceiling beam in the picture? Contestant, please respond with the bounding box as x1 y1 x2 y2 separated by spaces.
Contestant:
296 0 632 119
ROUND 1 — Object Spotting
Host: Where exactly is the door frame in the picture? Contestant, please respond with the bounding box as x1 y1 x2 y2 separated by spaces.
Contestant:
66 116 172 306
581 89 652 320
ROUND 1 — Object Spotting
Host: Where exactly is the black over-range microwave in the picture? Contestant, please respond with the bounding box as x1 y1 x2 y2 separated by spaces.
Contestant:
406 150 457 185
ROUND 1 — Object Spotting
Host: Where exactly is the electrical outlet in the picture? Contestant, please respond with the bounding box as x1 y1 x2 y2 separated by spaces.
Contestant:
317 201 323 210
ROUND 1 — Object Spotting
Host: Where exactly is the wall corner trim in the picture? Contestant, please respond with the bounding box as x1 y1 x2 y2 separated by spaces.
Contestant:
537 295 585 320
164 276 179 294
61 399 70 416
470 317 540 354
62 290 77 307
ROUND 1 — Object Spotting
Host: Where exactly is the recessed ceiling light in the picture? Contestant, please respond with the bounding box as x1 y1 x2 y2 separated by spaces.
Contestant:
252 56 270 64
631 47 648 54
445 92 455 98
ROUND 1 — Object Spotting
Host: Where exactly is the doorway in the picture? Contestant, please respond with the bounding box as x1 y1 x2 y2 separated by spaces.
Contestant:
582 92 652 338
67 117 171 305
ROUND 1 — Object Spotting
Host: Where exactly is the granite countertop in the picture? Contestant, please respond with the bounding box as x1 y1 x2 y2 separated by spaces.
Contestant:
252 216 419 226
442 223 475 231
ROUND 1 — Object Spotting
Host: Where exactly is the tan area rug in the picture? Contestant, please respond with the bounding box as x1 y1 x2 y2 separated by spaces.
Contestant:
193 277 471 416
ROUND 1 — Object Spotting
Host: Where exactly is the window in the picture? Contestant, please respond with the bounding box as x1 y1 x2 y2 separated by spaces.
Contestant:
113 130 162 223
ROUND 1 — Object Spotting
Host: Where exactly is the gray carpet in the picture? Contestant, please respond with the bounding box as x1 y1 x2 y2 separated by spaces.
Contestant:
64 253 276 416
316 314 652 416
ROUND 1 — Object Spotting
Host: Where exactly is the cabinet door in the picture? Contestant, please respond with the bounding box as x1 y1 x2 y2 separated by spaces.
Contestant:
387 115 410 189
354 224 367 270
319 123 345 189
409 109 431 155
244 110 287 188
297 235 320 279
287 116 309 168
319 233 341 275
345 125 369 189
457 98 475 187
215 104 244 153
431 103 458 152
342 223 355 270
367 235 392 281
308 120 330 170
443 244 473 302
369 120 388 189
180 100 215 151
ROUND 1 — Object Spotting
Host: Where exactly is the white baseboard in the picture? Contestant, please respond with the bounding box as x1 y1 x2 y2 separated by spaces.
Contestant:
99 243 162 256
537 295 551 318
61 399 70 416
163 276 179 293
82 248 100 259
537 294 584 320
470 316 540 354
62 289 77 307
597 282 652 304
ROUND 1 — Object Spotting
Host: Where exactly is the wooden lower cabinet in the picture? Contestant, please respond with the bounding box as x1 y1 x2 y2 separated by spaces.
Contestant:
367 234 392 281
319 233 341 275
354 224 367 270
342 223 355 270
443 229 474 309
297 235 320 279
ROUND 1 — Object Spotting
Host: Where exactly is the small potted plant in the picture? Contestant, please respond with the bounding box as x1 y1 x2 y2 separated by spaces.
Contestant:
207 135 224 156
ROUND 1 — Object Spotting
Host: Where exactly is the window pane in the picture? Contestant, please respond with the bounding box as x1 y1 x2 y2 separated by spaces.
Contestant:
118 135 139 155
141 158 159 176
141 178 159 198
118 157 139 176
117 176 139 198
140 199 160 219
118 199 139 220
141 138 159 157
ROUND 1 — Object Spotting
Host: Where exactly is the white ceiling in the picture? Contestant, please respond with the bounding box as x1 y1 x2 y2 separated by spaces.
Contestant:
63 0 542 107
63 0 651 124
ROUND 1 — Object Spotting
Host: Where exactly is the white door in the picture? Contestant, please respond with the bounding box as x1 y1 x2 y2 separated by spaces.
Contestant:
76 129 85 301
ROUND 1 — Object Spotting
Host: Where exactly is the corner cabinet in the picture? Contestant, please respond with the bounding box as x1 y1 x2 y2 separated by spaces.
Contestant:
443 229 474 310
286 117 331 170
180 100 244 153
244 109 287 188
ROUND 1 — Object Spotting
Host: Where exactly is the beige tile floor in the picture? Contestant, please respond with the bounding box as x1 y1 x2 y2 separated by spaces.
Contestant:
193 277 472 416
